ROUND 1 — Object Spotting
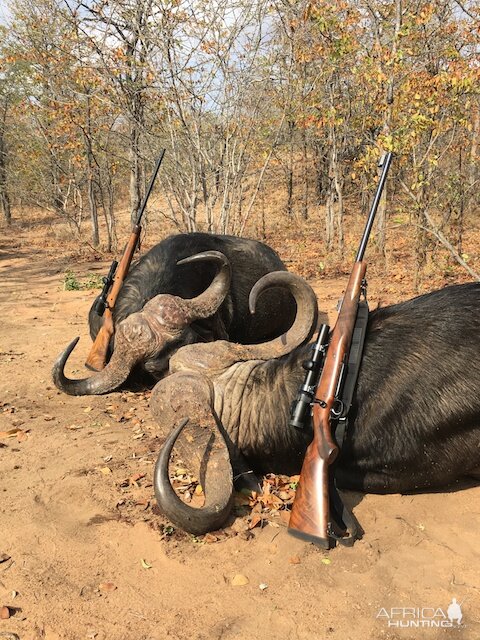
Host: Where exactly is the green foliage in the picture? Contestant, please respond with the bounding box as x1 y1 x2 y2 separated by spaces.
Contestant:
83 273 104 289
63 269 81 291
63 270 103 291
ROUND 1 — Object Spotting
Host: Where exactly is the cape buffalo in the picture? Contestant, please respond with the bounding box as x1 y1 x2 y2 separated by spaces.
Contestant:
151 273 480 535
53 233 295 395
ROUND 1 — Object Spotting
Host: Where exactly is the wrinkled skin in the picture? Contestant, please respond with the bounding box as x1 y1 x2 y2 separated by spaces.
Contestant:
152 280 480 535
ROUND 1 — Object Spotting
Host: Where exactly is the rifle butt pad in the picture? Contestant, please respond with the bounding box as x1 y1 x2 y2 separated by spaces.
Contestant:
287 526 331 549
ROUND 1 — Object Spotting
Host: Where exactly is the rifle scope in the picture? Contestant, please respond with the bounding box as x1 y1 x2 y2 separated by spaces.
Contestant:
289 324 330 430
93 260 118 317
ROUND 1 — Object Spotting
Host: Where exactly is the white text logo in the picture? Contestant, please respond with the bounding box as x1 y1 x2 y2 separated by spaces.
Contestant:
377 599 463 628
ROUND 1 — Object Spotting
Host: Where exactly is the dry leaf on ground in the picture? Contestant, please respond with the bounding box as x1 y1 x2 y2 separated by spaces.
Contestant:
0 429 22 439
0 606 10 620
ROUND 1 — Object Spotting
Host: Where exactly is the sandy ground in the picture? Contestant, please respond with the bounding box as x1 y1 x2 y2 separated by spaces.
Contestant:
0 237 479 640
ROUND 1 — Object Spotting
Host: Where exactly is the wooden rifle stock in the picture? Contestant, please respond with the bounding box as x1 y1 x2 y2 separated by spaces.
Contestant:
85 226 141 371
288 261 367 547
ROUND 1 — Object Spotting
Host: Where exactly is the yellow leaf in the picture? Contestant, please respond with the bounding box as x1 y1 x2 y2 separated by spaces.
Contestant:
0 428 22 438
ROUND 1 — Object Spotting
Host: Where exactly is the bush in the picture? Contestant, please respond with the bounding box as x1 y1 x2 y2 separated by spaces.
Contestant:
63 270 81 291
83 274 104 289
63 270 103 291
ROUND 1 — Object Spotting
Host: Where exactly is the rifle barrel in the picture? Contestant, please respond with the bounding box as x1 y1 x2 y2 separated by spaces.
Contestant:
355 151 393 262
134 149 166 227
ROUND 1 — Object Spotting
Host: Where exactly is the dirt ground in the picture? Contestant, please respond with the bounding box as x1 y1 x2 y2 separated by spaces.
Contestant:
0 218 479 640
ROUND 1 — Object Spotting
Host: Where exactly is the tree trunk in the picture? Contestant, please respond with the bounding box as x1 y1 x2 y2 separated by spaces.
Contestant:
84 93 99 246
325 186 335 250
325 125 344 253
455 147 465 254
102 167 117 252
333 165 344 255
469 101 479 201
286 120 295 217
314 142 328 206
87 169 99 247
130 121 143 226
0 106 11 224
0 187 11 225
413 184 428 291
376 0 402 257
301 126 308 220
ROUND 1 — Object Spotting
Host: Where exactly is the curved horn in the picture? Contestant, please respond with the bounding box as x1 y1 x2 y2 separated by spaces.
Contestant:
52 251 230 397
52 336 140 396
232 271 318 361
52 315 157 396
154 418 234 535
177 251 231 322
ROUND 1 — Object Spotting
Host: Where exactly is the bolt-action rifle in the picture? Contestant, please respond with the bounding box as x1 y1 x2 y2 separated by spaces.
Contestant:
85 149 166 371
288 152 393 548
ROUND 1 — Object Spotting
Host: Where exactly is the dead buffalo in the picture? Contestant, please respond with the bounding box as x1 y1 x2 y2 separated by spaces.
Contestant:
151 273 480 535
53 233 295 395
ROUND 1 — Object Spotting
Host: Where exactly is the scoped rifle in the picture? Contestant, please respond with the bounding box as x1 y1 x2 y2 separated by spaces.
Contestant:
288 152 393 548
85 149 166 371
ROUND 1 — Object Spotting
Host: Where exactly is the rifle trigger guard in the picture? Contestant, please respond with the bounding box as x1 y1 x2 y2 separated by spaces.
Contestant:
330 399 345 419
361 277 368 300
